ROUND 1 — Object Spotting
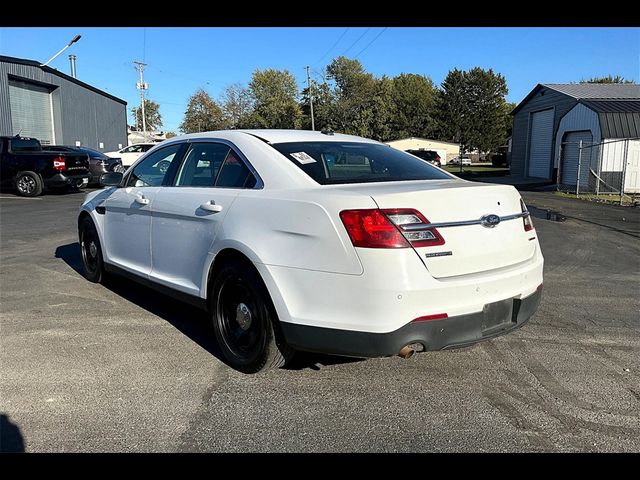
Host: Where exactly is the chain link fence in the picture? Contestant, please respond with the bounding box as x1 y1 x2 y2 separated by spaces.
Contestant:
557 137 640 205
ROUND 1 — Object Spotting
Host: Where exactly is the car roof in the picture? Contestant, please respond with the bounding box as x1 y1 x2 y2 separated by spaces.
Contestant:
168 129 381 145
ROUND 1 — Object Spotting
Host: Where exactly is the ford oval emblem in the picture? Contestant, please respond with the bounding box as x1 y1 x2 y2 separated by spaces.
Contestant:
481 214 501 228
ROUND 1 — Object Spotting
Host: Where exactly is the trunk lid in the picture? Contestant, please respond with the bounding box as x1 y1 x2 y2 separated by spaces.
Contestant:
334 180 536 278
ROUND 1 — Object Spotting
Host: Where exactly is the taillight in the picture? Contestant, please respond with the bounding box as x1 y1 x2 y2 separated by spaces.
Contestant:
383 208 445 247
53 156 66 171
520 199 534 232
339 208 445 249
339 209 409 248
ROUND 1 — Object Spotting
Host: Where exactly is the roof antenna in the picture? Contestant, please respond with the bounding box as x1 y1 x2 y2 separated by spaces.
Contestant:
321 129 334 136
15 127 23 137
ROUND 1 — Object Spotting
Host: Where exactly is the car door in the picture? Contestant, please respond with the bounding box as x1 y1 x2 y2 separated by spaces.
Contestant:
103 142 185 277
150 141 258 296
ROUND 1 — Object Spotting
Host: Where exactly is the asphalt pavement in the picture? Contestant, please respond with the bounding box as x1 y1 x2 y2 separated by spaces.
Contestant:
1 188 638 452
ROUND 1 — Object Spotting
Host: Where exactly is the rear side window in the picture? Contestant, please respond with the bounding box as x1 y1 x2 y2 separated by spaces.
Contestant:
10 138 41 152
215 150 256 188
175 142 229 187
271 142 451 185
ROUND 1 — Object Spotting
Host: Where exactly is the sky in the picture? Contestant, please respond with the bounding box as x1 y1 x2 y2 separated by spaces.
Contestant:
1 27 638 133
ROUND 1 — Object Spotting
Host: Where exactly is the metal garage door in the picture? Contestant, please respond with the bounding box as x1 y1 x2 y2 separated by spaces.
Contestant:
528 109 554 178
9 79 55 145
561 131 593 189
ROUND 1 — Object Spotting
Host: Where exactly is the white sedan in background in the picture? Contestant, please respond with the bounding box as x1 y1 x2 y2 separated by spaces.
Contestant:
104 143 156 167
79 130 543 373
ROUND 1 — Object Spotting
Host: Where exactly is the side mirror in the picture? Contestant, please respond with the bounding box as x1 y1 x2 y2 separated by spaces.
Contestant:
100 172 123 187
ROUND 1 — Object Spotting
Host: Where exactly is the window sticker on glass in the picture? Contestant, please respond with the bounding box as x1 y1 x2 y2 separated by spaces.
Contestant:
290 151 317 164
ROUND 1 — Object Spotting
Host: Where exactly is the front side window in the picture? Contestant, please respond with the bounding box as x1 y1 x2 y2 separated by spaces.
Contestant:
271 142 452 185
126 143 182 187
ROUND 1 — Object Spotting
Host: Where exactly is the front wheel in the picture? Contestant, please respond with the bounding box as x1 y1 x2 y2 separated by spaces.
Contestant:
79 217 105 283
211 259 293 373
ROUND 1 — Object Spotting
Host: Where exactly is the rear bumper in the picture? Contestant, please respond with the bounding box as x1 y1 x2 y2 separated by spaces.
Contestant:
44 173 90 188
281 287 541 357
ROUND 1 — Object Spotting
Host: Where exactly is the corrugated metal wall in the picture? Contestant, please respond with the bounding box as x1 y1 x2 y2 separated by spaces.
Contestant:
511 87 577 178
554 103 602 169
0 60 127 151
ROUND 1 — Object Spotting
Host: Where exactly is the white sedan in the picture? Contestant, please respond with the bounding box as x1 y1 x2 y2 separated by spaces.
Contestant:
79 130 543 373
104 143 156 167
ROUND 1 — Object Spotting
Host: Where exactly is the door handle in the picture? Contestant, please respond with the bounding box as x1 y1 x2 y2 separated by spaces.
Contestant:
200 201 223 213
134 194 150 205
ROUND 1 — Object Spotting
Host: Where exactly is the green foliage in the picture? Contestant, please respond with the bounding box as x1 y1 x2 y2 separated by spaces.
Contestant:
390 73 438 140
179 89 229 134
580 75 635 84
437 67 510 153
220 83 254 128
132 99 162 131
246 69 302 129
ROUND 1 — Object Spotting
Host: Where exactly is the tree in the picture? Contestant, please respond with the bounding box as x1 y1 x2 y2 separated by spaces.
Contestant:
132 99 162 131
247 69 302 129
220 83 254 128
325 56 394 140
389 73 438 139
179 89 229 134
437 67 510 153
165 131 177 139
300 79 336 131
580 75 635 84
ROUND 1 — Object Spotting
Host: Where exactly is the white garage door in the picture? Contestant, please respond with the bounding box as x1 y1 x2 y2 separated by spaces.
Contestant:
561 131 593 188
528 109 554 178
9 79 55 145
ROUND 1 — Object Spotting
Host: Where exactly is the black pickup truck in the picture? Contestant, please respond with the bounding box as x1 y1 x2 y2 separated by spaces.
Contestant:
0 136 91 197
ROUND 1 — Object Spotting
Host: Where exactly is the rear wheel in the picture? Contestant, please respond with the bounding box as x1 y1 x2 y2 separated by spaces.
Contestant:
211 259 293 373
79 217 104 283
14 171 43 197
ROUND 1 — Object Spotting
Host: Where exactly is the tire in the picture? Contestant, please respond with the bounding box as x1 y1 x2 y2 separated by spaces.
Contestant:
210 259 293 373
79 216 105 283
14 171 43 197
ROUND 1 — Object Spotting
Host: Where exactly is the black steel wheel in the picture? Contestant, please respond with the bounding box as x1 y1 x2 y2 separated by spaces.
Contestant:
14 171 43 197
79 217 104 283
211 259 293 373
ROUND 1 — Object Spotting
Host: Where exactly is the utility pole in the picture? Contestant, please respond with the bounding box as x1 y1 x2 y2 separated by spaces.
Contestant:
133 61 148 140
306 65 315 131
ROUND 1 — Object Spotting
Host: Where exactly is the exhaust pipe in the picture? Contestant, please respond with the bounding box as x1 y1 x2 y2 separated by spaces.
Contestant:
398 345 415 359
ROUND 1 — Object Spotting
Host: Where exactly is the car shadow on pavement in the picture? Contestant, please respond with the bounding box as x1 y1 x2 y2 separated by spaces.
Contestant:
1 414 25 452
55 242 361 372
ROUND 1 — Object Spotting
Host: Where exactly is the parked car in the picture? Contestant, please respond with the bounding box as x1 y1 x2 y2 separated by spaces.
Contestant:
448 156 472 166
79 130 543 373
489 146 509 167
0 136 91 197
405 149 441 167
43 145 125 185
104 143 156 167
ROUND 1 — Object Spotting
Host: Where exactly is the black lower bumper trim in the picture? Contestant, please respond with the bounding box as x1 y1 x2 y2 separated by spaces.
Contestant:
280 288 542 358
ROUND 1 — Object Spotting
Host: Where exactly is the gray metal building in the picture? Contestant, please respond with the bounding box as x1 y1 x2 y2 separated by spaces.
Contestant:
510 83 640 184
0 55 127 151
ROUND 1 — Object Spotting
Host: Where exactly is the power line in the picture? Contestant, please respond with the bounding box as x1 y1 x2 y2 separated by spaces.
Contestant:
315 27 350 66
340 27 372 57
354 27 388 59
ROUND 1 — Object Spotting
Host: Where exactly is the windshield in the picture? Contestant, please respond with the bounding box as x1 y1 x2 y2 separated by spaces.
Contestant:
271 141 452 185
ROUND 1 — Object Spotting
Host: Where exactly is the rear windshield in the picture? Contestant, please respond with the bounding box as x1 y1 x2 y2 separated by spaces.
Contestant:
10 138 41 152
271 142 451 185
